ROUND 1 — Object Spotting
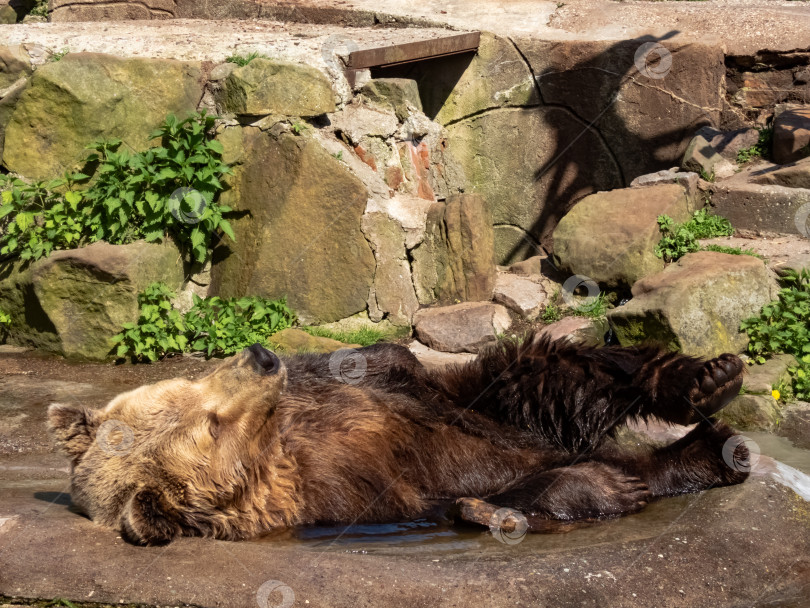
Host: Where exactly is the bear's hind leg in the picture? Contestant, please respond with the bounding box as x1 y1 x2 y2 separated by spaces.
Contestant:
601 419 750 498
484 461 652 521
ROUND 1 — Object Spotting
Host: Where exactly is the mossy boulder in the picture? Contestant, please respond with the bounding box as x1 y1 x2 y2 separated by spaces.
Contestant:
210 126 375 324
607 251 776 357
2 53 202 180
217 58 335 117
0 240 185 360
553 184 692 288
433 32 539 126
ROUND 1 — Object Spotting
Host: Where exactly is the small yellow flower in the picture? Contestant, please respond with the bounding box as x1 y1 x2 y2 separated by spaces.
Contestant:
772 389 781 401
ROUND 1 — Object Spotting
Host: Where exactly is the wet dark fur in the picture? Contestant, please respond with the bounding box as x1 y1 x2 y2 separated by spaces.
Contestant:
279 334 748 527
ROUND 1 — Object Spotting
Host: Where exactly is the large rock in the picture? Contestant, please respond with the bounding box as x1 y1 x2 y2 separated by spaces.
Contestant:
607 251 776 357
361 211 420 326
413 302 511 354
410 193 496 305
330 99 399 145
0 53 28 163
408 340 476 370
217 58 335 117
361 78 422 121
0 241 185 360
444 105 622 258
742 354 797 395
698 235 810 275
681 135 735 179
210 126 375 324
2 53 202 180
695 126 760 162
630 169 699 199
706 181 810 236
717 394 781 431
773 106 810 165
776 401 810 450
431 32 539 125
0 3 16 23
552 184 692 288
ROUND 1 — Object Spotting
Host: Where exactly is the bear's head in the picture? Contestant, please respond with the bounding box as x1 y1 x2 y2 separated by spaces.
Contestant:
47 344 286 545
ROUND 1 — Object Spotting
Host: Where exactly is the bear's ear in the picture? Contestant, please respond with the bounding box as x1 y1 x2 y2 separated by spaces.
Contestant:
121 487 182 546
47 403 100 459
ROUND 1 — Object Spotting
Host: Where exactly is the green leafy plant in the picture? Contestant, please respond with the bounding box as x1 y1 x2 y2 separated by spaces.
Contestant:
572 292 610 318
332 151 344 161
655 208 734 262
184 294 296 357
741 268 810 400
541 303 563 323
0 309 11 327
301 325 388 347
0 111 234 264
225 52 268 66
698 168 715 183
736 127 774 164
0 172 89 261
112 283 187 362
113 283 297 361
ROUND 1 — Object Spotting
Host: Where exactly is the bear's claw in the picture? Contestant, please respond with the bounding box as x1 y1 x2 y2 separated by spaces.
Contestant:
687 354 744 423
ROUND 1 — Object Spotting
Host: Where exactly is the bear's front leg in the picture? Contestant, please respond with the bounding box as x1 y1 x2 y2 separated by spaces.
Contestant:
434 336 744 453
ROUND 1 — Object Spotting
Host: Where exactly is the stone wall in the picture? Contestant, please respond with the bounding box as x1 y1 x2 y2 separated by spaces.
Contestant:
0 35 792 357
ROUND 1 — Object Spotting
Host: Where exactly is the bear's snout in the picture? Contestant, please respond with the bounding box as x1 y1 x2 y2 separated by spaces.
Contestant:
247 344 281 376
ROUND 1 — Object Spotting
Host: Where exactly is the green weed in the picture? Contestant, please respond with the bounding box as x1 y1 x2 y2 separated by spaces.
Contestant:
112 283 296 361
0 111 234 264
741 268 810 400
225 52 269 66
655 208 734 262
736 127 774 164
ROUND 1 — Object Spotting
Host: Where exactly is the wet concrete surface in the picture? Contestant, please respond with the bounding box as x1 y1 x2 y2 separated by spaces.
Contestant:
2 350 810 608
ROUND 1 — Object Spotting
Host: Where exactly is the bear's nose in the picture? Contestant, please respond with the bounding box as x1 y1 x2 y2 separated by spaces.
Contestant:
247 344 281 375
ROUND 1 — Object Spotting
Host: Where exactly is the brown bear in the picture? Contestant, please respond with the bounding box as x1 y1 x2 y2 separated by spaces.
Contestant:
48 334 749 545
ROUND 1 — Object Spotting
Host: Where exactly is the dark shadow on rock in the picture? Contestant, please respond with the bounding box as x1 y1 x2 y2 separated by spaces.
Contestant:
506 33 720 263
